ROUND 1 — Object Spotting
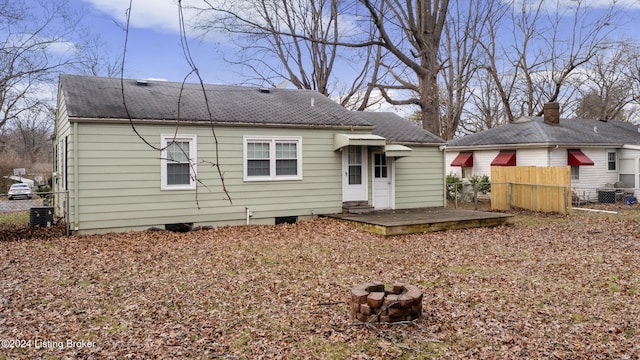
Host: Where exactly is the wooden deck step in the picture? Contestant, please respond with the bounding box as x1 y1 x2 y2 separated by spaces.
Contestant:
342 201 374 214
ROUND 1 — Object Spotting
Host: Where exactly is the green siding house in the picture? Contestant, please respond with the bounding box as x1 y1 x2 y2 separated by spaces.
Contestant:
54 75 445 234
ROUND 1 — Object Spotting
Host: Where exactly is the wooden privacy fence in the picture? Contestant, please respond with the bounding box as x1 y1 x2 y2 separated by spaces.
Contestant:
491 166 572 215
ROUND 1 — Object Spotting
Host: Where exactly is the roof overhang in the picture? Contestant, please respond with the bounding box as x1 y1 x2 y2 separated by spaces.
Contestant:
491 150 517 166
384 144 412 158
450 152 473 167
567 149 594 166
333 133 386 151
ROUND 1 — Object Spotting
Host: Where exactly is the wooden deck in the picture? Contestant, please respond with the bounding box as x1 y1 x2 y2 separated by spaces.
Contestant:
325 207 514 236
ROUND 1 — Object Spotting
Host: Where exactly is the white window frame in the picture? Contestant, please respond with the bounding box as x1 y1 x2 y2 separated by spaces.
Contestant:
243 136 303 181
607 150 617 171
161 134 197 190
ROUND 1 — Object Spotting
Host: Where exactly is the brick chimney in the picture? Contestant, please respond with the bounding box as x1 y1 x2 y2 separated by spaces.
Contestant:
543 102 560 125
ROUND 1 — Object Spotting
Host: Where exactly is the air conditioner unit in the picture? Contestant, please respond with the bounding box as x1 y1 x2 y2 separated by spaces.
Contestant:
30 207 53 227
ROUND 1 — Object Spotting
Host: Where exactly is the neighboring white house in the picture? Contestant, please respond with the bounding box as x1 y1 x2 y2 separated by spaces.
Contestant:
53 75 446 235
445 103 640 202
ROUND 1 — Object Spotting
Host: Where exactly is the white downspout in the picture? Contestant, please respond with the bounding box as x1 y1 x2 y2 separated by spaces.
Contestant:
73 122 80 233
245 207 251 225
439 145 447 207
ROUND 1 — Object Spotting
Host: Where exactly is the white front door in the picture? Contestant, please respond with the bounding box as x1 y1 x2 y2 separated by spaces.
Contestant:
342 146 368 202
372 152 392 209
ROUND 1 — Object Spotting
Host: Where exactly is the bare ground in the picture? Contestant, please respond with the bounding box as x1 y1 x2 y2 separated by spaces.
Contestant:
1 210 639 359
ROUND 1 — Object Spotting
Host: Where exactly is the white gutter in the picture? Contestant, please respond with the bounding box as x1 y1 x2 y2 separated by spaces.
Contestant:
622 144 640 150
446 143 623 151
69 117 375 131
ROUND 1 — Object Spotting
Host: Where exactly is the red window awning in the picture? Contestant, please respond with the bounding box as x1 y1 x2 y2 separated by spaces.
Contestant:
451 152 473 167
491 150 516 166
567 149 594 166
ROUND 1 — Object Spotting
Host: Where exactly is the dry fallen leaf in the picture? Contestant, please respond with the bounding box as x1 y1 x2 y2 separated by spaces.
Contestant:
1 207 639 358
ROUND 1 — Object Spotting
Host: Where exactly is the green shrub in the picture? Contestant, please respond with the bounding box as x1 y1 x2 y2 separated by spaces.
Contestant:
446 173 463 200
469 175 491 194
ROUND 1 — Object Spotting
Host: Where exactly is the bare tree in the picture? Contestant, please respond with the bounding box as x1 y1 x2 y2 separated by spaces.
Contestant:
571 43 640 121
358 0 449 135
462 70 509 135
631 46 640 107
191 0 455 136
8 103 53 165
70 35 123 77
191 0 381 109
337 42 387 111
0 0 80 131
438 1 491 140
181 0 637 140
477 0 620 123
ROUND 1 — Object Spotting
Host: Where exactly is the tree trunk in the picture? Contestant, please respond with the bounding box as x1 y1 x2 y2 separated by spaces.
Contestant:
419 71 441 135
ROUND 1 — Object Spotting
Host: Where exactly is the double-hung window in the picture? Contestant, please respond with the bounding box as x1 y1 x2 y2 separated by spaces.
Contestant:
161 134 197 190
244 136 302 181
607 150 617 171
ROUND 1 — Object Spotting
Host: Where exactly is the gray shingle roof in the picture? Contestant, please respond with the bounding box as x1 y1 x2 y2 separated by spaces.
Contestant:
59 74 372 127
355 112 444 144
447 116 640 147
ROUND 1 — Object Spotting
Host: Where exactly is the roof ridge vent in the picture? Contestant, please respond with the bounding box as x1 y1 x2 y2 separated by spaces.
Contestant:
259 88 270 93
136 80 149 86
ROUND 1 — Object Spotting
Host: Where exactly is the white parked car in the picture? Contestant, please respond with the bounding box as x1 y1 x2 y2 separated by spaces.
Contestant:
8 183 33 200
